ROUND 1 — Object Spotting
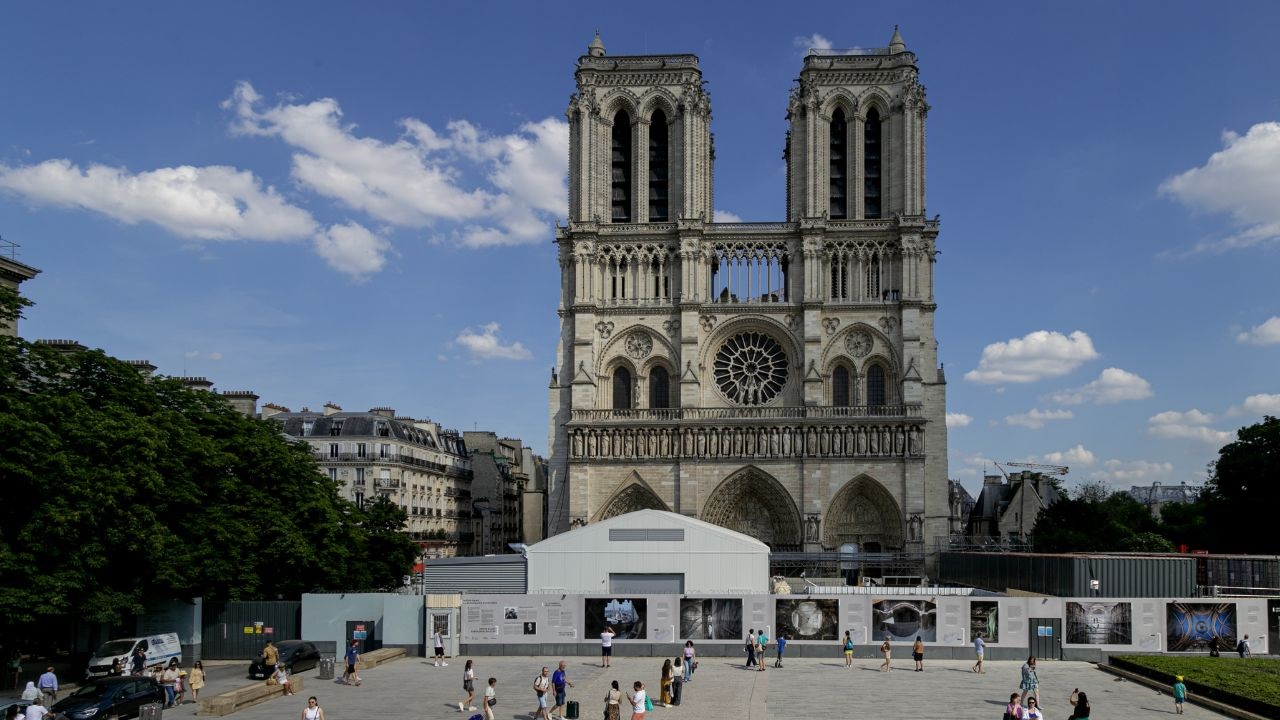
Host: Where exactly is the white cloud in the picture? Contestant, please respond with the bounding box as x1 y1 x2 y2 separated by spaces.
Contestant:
1043 444 1096 466
1236 316 1280 345
0 159 317 241
1160 122 1280 254
1238 393 1280 417
225 82 567 247
208 352 223 361
1090 459 1175 484
946 412 973 429
312 222 393 279
453 322 533 361
794 34 833 51
965 330 1099 384
1005 408 1074 429
1046 367 1153 405
1147 409 1233 445
714 209 743 223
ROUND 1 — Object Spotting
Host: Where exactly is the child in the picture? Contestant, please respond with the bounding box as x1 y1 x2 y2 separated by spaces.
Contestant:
174 668 185 705
1173 675 1187 714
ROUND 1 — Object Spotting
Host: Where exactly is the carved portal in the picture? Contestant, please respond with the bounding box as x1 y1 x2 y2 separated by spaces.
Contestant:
594 480 669 521
822 475 904 551
701 467 803 550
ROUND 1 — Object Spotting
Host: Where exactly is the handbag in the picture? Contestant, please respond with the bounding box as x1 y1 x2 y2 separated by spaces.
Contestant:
487 698 497 707
644 696 653 712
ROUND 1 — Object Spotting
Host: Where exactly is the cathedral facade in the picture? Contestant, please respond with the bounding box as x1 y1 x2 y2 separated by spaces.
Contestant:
547 29 948 561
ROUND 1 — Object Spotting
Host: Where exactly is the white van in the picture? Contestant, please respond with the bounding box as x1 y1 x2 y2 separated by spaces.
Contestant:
86 633 182 678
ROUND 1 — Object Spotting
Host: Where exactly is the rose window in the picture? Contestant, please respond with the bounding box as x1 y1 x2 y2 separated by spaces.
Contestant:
714 331 788 405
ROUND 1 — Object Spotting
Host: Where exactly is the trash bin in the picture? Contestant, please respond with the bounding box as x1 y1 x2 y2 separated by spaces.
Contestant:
139 703 164 720
319 656 336 680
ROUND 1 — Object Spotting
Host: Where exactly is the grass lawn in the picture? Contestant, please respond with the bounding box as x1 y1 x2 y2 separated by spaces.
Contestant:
1110 654 1280 714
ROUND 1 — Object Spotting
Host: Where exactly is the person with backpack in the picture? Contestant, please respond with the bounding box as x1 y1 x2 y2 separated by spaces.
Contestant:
1237 635 1252 658
842 631 854 668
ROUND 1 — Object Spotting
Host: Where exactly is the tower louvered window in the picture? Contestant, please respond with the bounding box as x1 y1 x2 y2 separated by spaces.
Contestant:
830 108 848 219
649 366 670 409
867 363 886 406
648 110 669 222
612 366 633 409
611 112 632 222
833 365 851 407
864 108 882 219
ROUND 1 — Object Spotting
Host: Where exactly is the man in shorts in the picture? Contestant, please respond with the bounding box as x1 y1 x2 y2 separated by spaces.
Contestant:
600 625 615 668
972 633 985 674
343 640 362 686
531 666 551 720
433 628 448 667
550 660 573 720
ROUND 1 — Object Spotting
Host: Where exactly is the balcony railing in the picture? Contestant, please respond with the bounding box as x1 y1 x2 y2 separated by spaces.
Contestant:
316 451 473 478
570 404 922 423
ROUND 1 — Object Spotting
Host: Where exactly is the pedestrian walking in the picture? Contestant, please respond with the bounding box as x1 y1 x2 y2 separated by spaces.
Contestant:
842 630 854 668
774 635 787 668
626 681 647 720
21 681 40 703
744 629 756 668
972 634 985 673
658 659 673 707
1068 688 1091 719
669 655 683 706
531 666 551 720
879 636 892 672
174 667 186 704
434 628 448 667
459 659 477 712
36 667 57 707
1172 676 1187 715
1003 692 1025 720
189 661 205 702
601 626 616 669
130 647 146 676
603 681 621 720
343 640 362 686
1208 637 1220 657
263 641 279 670
160 664 178 707
682 641 694 682
300 695 325 720
7 649 20 691
482 678 498 720
755 630 767 672
1237 634 1251 658
550 660 573 720
1020 657 1040 708
911 635 925 671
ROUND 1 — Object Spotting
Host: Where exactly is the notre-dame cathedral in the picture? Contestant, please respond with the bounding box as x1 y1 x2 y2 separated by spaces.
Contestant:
547 29 948 561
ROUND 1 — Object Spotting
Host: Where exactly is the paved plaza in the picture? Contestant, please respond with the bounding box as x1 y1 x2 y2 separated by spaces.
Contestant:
205 655 1230 720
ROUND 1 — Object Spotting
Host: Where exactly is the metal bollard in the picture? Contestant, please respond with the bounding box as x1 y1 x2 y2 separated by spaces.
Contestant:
138 702 164 720
318 656 336 680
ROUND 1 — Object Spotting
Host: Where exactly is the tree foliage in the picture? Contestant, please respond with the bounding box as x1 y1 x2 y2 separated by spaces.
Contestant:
0 307 417 628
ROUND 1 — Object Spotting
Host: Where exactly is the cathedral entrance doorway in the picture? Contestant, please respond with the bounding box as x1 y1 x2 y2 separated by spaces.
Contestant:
822 475 904 552
701 466 803 550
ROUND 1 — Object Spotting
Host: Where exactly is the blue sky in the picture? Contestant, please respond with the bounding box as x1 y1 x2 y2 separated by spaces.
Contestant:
2 1 1278 496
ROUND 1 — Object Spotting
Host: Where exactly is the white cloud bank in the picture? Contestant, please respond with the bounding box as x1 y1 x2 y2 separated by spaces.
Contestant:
1236 316 1280 345
794 34 833 51
1046 367 1153 405
1160 122 1280 254
453 322 533 361
313 222 394 279
224 82 567 248
1147 409 1233 445
946 412 973 429
1005 408 1074 429
1238 393 1280 417
1043 444 1096 466
965 330 1099 384
1090 459 1175 485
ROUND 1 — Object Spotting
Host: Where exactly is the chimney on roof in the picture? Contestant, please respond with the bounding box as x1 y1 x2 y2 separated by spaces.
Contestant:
179 376 214 391
35 339 87 354
323 402 343 416
983 473 1004 487
260 402 290 418
222 390 259 417
125 359 157 376
369 406 395 418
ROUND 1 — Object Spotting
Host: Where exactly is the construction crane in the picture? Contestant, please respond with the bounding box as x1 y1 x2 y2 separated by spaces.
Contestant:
1000 461 1069 477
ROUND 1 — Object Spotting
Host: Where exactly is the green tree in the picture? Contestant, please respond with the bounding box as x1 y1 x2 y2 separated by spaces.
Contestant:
1199 416 1280 553
358 496 418 590
1032 482 1169 553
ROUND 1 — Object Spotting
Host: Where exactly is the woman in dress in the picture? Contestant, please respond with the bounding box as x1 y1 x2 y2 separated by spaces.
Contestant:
604 680 622 720
1020 657 1040 708
627 681 647 720
879 636 892 672
300 696 324 720
188 662 205 703
912 636 925 672
658 659 673 707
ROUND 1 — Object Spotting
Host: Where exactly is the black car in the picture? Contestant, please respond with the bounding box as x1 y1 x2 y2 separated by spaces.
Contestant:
51 677 164 720
248 640 322 679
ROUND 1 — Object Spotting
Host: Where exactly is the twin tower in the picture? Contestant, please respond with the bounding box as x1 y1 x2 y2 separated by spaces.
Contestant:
548 30 948 568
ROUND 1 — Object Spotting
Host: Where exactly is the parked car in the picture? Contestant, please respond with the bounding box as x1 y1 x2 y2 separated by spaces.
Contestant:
85 633 182 679
51 677 164 720
247 640 322 679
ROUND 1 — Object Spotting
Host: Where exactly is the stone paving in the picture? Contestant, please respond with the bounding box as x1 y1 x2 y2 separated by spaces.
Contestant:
209 655 1231 720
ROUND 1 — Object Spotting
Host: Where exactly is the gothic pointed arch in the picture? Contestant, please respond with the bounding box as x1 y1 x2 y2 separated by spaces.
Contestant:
594 473 670 521
823 475 904 551
702 466 803 550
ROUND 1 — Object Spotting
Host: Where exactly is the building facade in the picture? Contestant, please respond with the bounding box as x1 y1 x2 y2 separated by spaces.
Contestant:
269 404 475 555
547 30 949 563
464 432 529 555
1 242 41 337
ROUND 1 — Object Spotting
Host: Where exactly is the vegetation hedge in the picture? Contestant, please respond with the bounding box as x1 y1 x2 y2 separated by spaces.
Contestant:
1109 654 1280 717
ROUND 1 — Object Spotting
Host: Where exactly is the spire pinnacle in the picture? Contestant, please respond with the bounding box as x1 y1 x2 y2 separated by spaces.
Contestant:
888 25 906 54
588 31 606 58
